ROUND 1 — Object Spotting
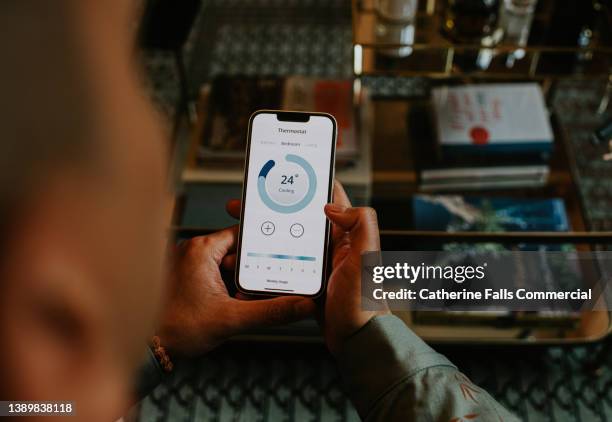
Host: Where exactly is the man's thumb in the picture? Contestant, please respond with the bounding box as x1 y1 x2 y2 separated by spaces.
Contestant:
324 204 380 250
232 296 316 331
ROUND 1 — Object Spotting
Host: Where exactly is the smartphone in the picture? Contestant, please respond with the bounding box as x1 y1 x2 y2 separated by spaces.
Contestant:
235 110 337 297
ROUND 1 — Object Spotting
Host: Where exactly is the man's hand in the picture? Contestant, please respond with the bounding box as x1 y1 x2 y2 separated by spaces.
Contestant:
225 181 389 357
321 181 389 355
158 226 316 356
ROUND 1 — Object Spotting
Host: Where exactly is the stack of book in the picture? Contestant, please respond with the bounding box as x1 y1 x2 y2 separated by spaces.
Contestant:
181 75 373 207
194 76 360 169
419 83 554 191
411 194 581 330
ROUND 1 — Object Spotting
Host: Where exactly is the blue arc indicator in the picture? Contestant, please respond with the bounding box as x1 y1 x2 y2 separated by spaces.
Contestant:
257 154 317 214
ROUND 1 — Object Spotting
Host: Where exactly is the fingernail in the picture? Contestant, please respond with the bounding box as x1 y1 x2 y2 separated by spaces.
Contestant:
325 203 346 214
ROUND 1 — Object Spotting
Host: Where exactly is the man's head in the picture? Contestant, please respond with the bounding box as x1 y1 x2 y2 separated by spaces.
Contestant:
0 2 170 419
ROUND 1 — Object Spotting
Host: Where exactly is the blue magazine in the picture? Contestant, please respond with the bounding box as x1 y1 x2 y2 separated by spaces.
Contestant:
412 195 570 251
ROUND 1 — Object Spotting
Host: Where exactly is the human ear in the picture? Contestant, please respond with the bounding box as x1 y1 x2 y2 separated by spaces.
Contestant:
0 230 129 421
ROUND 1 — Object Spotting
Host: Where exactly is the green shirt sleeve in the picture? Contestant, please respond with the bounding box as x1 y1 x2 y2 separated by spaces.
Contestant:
337 314 521 421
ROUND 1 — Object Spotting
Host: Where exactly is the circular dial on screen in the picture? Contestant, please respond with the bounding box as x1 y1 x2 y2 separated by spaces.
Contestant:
257 154 317 214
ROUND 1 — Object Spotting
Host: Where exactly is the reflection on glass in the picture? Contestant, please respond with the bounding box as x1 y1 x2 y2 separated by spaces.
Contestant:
376 22 416 57
375 0 418 58
443 0 502 43
443 0 503 70
376 0 418 21
500 0 537 67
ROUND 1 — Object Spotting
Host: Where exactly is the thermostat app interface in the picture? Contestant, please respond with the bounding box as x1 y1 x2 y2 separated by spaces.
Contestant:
237 112 336 295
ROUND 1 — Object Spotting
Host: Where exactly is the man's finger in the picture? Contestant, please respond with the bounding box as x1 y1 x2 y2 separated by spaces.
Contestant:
332 179 352 208
221 254 236 271
324 205 372 231
230 296 316 331
329 180 352 241
225 199 241 220
235 292 256 300
235 292 282 300
324 205 380 250
194 225 239 264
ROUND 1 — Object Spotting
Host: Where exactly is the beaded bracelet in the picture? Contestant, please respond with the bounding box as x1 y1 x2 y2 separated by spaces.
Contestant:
151 336 174 373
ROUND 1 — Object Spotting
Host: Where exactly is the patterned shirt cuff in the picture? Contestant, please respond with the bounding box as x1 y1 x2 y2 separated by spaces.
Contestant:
337 314 456 417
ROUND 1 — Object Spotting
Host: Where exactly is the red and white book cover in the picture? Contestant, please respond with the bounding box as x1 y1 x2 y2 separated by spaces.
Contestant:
432 83 554 155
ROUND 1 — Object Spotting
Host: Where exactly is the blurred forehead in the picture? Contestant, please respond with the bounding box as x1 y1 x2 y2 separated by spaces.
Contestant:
0 0 169 207
0 1 155 209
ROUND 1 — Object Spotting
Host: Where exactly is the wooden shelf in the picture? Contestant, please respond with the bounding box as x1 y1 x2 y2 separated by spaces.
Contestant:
353 0 612 79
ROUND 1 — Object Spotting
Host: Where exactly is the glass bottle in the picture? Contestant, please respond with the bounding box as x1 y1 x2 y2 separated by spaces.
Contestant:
443 0 502 44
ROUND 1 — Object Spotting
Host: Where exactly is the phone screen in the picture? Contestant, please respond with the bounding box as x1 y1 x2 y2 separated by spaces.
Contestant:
236 111 336 296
